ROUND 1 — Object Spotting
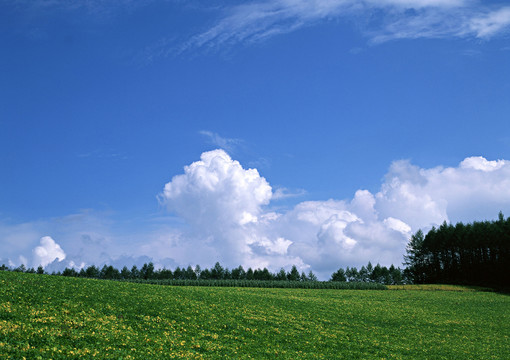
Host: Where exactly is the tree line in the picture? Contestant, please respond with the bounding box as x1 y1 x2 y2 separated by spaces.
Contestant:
331 263 405 285
404 212 510 288
1 261 405 285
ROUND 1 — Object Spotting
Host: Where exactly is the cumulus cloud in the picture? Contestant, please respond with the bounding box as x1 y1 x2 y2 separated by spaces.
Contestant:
160 149 277 268
156 151 510 279
274 195 410 277
32 236 66 268
161 149 272 227
182 0 510 51
375 157 510 226
460 156 506 171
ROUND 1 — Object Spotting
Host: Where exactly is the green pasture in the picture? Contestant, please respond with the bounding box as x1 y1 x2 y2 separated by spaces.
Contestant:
0 271 508 359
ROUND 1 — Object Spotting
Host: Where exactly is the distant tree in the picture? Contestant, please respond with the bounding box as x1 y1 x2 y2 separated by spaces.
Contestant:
199 268 211 280
389 265 403 285
100 265 120 280
62 267 78 277
381 266 392 285
359 266 369 282
211 262 225 280
194 265 202 279
366 262 374 281
331 268 347 282
140 262 155 280
85 265 100 278
130 265 140 279
231 265 245 280
99 265 108 278
226 268 233 279
246 268 254 280
14 264 26 273
344 267 351 281
287 265 300 281
173 266 183 280
276 268 287 281
36 265 45 275
260 268 274 281
370 264 384 283
185 265 196 280
120 266 131 279
307 270 318 282
158 268 173 280
0 264 8 271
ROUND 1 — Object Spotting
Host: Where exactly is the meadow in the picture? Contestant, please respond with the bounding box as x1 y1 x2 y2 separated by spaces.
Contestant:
1 271 509 359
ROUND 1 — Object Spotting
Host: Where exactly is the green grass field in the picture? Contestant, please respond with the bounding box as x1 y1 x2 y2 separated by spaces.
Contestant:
1 272 509 359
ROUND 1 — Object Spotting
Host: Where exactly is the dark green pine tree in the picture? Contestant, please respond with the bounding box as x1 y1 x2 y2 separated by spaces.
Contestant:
287 265 300 281
330 268 346 282
404 229 427 283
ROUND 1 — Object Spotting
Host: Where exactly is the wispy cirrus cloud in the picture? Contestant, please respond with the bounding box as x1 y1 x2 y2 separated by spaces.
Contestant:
10 1 509 58
272 187 307 200
469 6 510 38
199 130 243 153
182 0 510 51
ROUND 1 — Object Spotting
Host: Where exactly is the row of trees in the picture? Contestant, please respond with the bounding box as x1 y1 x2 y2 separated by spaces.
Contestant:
404 212 510 287
1 261 405 284
0 264 45 274
0 262 319 282
331 263 405 285
67 263 319 281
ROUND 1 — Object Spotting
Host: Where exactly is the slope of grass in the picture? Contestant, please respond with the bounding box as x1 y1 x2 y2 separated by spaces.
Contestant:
1 271 509 359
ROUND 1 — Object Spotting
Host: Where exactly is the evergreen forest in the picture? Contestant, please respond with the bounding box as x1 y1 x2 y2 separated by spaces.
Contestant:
404 212 510 288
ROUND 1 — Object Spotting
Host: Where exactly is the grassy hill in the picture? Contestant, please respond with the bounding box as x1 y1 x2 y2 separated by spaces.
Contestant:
1 271 509 359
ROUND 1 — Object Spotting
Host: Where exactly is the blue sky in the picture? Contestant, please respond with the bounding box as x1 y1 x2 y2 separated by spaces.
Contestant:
1 0 510 278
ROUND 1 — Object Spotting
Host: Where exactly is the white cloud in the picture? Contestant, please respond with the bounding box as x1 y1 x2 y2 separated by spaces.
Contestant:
460 156 506 171
32 236 66 268
160 149 275 268
275 193 409 276
375 157 510 226
161 149 272 227
155 152 418 277
183 0 510 50
375 160 449 229
157 151 510 278
384 217 412 234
